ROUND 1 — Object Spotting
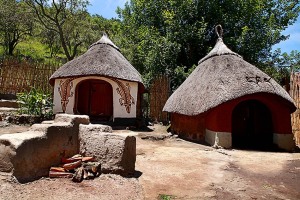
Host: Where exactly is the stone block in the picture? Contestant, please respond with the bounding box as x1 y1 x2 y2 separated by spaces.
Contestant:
0 100 18 108
205 129 232 148
54 113 90 126
79 124 136 176
0 114 89 183
273 133 296 151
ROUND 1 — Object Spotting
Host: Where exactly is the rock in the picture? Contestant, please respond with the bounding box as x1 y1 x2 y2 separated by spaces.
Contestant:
0 100 19 108
5 116 13 123
17 114 30 124
79 124 112 133
139 133 170 140
79 124 136 176
0 121 9 128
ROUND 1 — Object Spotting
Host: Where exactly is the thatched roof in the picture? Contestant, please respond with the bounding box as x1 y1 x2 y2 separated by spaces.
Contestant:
49 35 144 88
163 37 296 115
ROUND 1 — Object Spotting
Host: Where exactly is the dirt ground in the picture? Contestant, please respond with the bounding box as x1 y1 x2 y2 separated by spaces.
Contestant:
0 123 299 200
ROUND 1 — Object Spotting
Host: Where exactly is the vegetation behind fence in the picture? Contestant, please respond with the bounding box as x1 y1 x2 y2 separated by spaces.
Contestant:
0 58 59 95
290 72 300 146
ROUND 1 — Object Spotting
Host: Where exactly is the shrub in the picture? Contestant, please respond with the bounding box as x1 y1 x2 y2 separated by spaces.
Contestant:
17 87 54 119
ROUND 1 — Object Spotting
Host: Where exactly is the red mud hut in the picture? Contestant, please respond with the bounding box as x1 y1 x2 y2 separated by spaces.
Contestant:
50 34 144 125
163 26 296 151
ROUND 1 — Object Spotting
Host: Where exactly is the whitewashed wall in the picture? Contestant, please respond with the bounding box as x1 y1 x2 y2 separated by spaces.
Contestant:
53 76 138 119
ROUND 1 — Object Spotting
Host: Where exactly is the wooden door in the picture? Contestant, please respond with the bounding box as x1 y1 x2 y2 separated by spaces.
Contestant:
90 81 113 117
76 80 113 120
232 100 273 149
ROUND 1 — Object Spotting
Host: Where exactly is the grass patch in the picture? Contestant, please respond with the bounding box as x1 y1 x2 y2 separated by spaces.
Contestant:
158 194 176 200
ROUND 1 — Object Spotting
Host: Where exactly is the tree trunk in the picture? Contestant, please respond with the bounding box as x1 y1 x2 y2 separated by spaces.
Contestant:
57 25 72 61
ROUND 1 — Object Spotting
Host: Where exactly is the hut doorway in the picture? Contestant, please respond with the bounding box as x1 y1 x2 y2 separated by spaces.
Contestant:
232 100 273 150
76 80 113 121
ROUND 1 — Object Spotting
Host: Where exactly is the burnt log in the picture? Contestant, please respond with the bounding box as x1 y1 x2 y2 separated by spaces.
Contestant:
72 167 84 182
82 162 101 178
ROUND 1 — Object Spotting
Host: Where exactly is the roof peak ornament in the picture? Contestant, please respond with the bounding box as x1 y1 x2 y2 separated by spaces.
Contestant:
102 31 108 37
215 24 223 39
89 33 120 51
198 25 242 64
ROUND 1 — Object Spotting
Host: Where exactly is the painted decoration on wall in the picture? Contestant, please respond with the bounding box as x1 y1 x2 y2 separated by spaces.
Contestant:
58 78 75 112
110 78 135 113
245 75 271 84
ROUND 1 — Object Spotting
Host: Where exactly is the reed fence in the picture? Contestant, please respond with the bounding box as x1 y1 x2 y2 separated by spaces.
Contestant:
149 75 170 123
290 72 300 146
0 58 59 95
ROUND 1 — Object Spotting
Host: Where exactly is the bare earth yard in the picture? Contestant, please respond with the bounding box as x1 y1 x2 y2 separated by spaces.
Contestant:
0 124 299 200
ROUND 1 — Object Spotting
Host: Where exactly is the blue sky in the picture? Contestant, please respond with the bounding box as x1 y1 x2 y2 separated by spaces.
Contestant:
272 16 300 54
87 0 300 54
87 0 127 18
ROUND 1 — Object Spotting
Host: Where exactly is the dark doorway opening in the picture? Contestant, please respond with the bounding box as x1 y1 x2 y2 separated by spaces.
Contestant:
232 100 274 150
76 79 113 122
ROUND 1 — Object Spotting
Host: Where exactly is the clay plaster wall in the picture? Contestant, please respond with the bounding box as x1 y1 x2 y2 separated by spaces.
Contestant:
170 93 295 150
53 76 138 119
205 93 293 135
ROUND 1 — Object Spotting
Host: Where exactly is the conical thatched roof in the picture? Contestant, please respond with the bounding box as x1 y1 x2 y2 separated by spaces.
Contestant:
163 32 296 116
49 35 144 88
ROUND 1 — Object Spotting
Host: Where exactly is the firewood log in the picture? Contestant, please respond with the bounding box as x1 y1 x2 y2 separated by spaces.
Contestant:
49 171 73 178
72 154 82 159
61 157 82 164
82 156 95 162
63 160 82 170
50 167 66 172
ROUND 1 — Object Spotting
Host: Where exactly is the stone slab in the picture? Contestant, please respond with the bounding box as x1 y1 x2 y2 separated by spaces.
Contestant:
79 124 136 176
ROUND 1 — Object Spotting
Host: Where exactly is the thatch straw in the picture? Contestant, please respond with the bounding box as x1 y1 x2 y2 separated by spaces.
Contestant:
49 35 143 88
163 38 296 116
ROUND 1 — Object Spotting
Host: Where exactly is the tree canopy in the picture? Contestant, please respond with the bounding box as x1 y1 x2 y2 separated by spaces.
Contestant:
0 0 299 89
117 0 300 88
0 0 34 55
25 0 92 61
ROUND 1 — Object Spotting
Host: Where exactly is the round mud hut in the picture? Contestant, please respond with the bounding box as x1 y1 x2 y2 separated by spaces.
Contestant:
163 26 296 151
50 35 144 125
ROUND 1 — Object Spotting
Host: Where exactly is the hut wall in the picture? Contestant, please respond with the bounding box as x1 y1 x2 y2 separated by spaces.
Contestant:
170 93 293 149
53 76 138 120
205 93 293 135
171 113 206 142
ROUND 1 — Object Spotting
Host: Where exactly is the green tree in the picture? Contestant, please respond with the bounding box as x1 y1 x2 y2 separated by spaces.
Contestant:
0 0 34 55
86 15 122 47
197 0 300 65
25 0 92 61
39 28 61 58
117 0 206 89
117 0 300 89
261 49 300 88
